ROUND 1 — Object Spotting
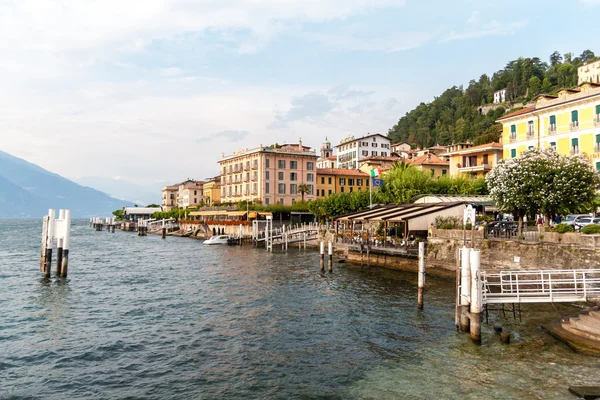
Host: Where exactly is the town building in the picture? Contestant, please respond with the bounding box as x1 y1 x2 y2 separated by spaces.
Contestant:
578 61 600 85
391 141 411 158
408 153 449 177
316 137 337 169
219 141 318 206
316 168 369 197
181 182 204 208
162 179 196 211
442 142 503 178
202 177 221 206
123 206 162 221
358 155 402 175
336 133 391 169
497 82 600 170
177 180 200 209
494 88 507 103
415 145 450 160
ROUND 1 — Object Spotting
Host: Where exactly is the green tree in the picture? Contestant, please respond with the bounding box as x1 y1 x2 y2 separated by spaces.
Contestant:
297 184 309 202
112 209 124 220
550 51 562 67
541 77 552 93
580 49 596 63
529 76 541 97
146 204 160 208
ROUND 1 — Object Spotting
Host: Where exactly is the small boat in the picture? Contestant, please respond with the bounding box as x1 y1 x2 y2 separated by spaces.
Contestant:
203 235 231 245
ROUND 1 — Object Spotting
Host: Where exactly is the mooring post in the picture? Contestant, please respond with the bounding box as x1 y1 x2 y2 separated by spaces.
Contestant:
61 210 71 278
470 249 482 344
56 221 64 276
455 246 461 330
40 215 49 272
418 241 426 310
44 209 56 278
460 246 471 333
320 241 325 272
328 241 333 273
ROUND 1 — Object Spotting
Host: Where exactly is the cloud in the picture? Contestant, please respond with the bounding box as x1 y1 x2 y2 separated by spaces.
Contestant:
307 31 432 53
328 86 376 100
467 11 480 25
159 67 186 77
208 130 250 142
440 19 528 42
581 0 600 3
271 92 336 127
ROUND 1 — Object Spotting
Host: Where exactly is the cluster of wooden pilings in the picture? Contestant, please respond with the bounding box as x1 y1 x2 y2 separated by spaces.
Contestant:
89 217 116 232
319 241 334 273
456 246 483 344
41 209 72 278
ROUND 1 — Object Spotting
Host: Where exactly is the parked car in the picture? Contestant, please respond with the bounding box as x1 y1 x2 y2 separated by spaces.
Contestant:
561 214 593 227
574 218 600 231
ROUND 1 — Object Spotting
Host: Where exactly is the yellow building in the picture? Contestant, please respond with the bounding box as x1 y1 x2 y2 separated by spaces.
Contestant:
497 83 600 170
316 168 369 197
202 177 221 206
442 142 503 178
408 153 449 177
358 155 402 175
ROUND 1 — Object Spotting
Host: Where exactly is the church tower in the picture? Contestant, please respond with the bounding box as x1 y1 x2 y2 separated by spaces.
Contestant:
320 136 333 159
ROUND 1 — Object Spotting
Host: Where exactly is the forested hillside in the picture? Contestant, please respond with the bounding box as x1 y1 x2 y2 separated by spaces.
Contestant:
388 50 598 148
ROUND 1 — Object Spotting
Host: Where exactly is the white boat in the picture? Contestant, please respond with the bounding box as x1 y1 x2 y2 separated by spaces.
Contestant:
203 235 231 245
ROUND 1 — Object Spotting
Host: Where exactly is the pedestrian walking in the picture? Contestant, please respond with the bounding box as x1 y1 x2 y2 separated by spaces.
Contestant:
537 216 544 234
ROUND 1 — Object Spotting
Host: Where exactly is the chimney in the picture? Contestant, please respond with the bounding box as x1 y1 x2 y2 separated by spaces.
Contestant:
298 138 303 150
427 153 431 162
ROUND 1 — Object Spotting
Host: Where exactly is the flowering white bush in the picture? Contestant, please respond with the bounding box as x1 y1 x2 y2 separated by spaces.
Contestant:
486 148 600 217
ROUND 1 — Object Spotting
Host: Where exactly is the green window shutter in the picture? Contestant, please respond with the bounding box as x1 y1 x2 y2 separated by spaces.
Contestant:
596 135 600 144
511 124 516 133
572 110 579 122
549 115 556 125
596 162 600 171
572 138 579 147
596 105 600 115
511 149 516 158
528 146 534 150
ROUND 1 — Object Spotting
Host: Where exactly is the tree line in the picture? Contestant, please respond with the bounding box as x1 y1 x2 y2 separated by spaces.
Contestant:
388 50 597 149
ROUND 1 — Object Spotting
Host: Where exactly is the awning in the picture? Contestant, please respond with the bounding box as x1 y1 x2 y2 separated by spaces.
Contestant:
336 202 467 223
189 210 223 216
258 212 273 217
226 211 248 217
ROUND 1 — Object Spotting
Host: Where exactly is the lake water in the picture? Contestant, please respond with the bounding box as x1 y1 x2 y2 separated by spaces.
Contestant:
1 219 599 399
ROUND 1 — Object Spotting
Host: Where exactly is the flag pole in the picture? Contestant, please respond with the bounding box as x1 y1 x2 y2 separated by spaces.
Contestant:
369 176 373 209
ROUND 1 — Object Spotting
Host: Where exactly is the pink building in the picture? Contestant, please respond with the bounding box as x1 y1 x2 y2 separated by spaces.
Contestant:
219 141 318 206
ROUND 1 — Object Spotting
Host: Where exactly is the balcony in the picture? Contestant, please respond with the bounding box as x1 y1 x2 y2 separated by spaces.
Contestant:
509 135 517 143
570 122 580 131
244 165 250 171
570 147 580 156
251 176 258 181
595 115 600 127
526 130 534 139
458 163 492 173
548 125 557 135
252 163 258 170
595 143 600 153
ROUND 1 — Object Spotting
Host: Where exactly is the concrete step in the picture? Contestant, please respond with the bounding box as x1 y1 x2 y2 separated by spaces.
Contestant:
572 317 600 335
589 310 600 321
563 317 600 342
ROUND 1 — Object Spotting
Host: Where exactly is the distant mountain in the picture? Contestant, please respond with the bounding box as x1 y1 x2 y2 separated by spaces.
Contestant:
0 150 134 218
70 176 163 206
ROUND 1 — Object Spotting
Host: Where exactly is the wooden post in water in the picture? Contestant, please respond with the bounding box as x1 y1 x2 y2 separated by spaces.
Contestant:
61 210 71 278
470 249 482 344
328 241 333 273
320 241 325 272
44 209 56 278
417 241 426 310
56 210 65 276
40 215 49 273
455 247 461 330
460 246 471 333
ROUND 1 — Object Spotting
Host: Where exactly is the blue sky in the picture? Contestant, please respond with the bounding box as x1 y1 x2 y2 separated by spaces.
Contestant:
1 0 599 187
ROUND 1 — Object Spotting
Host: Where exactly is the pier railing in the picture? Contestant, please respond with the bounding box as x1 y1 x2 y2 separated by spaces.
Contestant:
481 269 600 304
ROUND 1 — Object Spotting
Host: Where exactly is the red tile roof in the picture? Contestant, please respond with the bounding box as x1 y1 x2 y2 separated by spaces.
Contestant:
408 154 449 166
444 142 503 155
496 106 535 120
317 168 369 177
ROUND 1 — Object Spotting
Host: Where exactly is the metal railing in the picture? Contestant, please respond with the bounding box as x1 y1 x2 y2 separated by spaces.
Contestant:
482 269 600 304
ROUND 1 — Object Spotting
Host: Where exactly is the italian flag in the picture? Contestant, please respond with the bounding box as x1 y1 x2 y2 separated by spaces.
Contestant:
370 168 381 177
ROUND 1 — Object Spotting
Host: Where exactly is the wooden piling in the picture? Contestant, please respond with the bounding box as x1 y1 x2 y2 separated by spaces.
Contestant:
470 249 482 345
320 241 325 272
500 332 511 344
162 227 166 239
328 241 333 273
455 247 461 330
61 210 71 278
460 247 471 333
417 241 425 310
56 238 63 276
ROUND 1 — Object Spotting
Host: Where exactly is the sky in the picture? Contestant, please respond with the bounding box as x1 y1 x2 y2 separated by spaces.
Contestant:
1 0 600 187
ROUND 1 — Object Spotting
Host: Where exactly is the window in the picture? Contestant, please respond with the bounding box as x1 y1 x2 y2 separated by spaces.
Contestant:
348 178 354 186
279 198 284 205
341 187 345 193
328 190 332 195
253 183 257 194
307 173 314 182
266 171 270 180
372 142 377 147
483 154 488 164
307 185 314 195
596 105 600 117
596 162 600 172
571 110 579 128
278 171 284 180
328 177 332 184
245 161 250 170
292 199 296 204
549 115 557 131
372 151 377 156
290 172 297 181
339 178 346 185
266 159 270 168
362 150 369 156
265 198 270 205
307 162 314 170
572 138 579 154
527 120 534 135
366 179 369 187
228 187 232 196
278 160 285 169
278 183 286 194
528 146 534 150
349 187 353 192
321 177 325 184
253 160 258 169
510 124 516 138
253 171 258 180
357 178 363 186
290 184 297 194
265 183 270 194
321 189 325 196
549 141 557 150
381 152 387 156
194 190 197 195
229 165 233 173
290 161 297 170
442 169 447 176
596 135 600 152
222 167 226 175
511 149 516 158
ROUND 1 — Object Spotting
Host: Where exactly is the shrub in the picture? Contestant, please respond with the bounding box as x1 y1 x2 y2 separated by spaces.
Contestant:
434 216 461 229
582 224 600 234
554 223 574 234
439 223 455 230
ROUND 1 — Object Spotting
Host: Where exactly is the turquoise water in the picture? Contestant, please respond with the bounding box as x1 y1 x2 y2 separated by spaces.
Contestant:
1 219 599 399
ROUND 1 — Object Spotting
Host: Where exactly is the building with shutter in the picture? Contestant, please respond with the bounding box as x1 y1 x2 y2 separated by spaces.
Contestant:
497 82 600 171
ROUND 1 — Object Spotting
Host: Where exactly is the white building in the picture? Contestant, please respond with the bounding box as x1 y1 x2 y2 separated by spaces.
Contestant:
177 180 199 208
335 133 391 169
493 88 507 104
181 183 204 208
578 61 600 85
316 137 337 169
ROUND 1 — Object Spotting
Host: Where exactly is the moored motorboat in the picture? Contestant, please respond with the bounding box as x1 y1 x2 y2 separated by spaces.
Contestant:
203 235 231 245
